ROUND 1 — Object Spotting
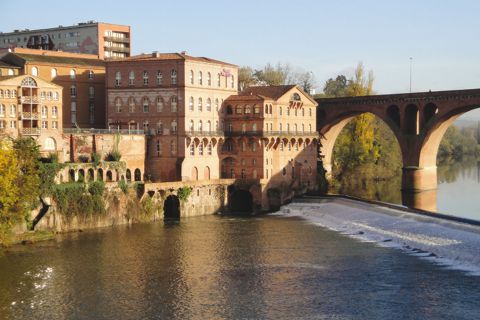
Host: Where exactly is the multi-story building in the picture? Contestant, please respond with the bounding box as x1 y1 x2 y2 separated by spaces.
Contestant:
0 21 131 59
0 48 106 129
106 52 238 181
222 85 318 192
0 74 64 155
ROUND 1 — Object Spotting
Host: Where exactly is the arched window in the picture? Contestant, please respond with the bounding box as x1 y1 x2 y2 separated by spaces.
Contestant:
170 140 177 154
143 120 149 133
0 90 3 99
302 108 305 116
156 97 164 112
189 120 194 132
190 143 195 155
252 141 257 152
302 124 305 133
171 69 177 84
51 68 57 79
88 70 94 80
70 85 77 97
70 69 76 79
5 90 9 98
52 106 58 118
226 105 233 115
189 97 194 111
206 98 211 111
231 75 235 88
309 108 312 117
207 120 211 132
143 97 149 113
279 106 282 116
309 124 312 132
143 70 149 85
245 105 251 114
253 170 257 179
198 120 203 132
287 108 290 116
207 143 212 155
294 123 298 133
128 97 135 113
241 123 246 133
254 105 260 114
42 105 48 118
89 86 94 98
198 71 203 85
286 123 290 133
236 106 242 114
156 140 161 156
0 104 5 116
171 95 178 112
44 137 56 151
207 72 211 86
198 98 203 112
156 71 163 85
279 123 283 132
199 143 204 155
171 120 177 133
217 73 221 87
215 98 219 111
190 70 194 84
10 105 16 116
252 123 257 132
129 71 135 85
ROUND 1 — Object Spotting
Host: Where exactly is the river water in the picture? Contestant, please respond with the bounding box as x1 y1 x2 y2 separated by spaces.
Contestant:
1 215 480 320
332 157 480 221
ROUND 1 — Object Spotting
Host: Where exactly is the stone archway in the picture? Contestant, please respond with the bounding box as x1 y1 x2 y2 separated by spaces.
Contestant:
164 195 180 219
230 189 253 213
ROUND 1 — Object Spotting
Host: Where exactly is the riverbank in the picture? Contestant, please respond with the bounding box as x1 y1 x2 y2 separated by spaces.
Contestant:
277 196 480 275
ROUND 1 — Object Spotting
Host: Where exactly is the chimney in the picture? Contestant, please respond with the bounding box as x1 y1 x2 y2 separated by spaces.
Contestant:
181 51 187 55
152 51 159 58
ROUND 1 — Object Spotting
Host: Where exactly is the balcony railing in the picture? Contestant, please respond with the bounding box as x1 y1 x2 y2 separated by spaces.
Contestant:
184 130 319 138
63 128 145 135
185 130 225 137
104 36 130 43
19 96 40 104
105 46 130 53
20 112 39 120
22 128 41 135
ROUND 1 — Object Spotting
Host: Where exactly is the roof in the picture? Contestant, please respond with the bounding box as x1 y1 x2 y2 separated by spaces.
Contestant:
2 52 105 68
239 84 318 105
225 95 265 102
115 52 237 67
0 75 62 89
0 61 19 68
239 85 297 100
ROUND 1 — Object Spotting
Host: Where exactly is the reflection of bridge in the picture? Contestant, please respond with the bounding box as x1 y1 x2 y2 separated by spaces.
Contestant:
316 88 480 191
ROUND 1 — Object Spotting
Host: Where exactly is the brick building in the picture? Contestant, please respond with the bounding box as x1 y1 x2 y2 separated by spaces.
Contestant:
0 48 106 129
105 52 238 181
0 21 131 59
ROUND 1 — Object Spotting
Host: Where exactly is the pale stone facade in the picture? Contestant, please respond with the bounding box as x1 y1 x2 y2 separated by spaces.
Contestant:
0 74 64 156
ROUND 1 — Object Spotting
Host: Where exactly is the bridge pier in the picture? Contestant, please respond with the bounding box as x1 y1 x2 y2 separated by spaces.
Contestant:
401 166 437 191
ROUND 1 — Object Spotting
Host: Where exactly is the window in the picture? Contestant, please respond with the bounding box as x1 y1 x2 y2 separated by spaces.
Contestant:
252 141 257 151
70 85 77 97
157 121 163 134
7 69 14 76
207 143 212 155
309 108 312 117
171 140 177 155
69 69 76 80
279 107 282 116
42 106 47 118
189 97 194 111
215 99 219 112
207 120 211 132
51 68 57 79
199 144 204 156
231 75 235 88
228 123 233 132
10 120 16 129
287 124 290 133
143 71 149 85
241 123 246 133
295 109 298 116
143 97 149 113
309 124 312 132
52 106 58 118
198 120 203 132
11 90 16 98
279 123 283 132
0 104 4 116
280 142 284 151
207 72 211 86
156 71 163 85
52 121 58 129
252 123 257 132
5 90 10 99
0 90 2 98
115 71 121 86
129 71 134 85
143 120 149 133
216 120 219 130
236 106 242 114
156 141 161 156
171 96 178 112
42 121 48 129
302 108 305 117
89 86 94 98
128 97 135 113
294 124 298 133
89 103 95 124
190 143 195 155
217 73 221 87
302 124 305 133
171 120 177 133
10 105 16 117
254 105 260 114
156 97 164 112
245 105 251 114
189 120 195 132
53 92 59 100
30 66 38 77
199 71 203 85
71 102 77 123
171 69 177 84
206 98 211 111
287 108 290 116
114 97 122 113
241 141 246 151
88 70 94 80
190 70 194 84
198 98 203 112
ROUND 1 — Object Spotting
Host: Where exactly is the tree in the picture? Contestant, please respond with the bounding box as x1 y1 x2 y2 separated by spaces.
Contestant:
238 66 255 91
323 75 348 97
0 140 21 231
295 71 316 94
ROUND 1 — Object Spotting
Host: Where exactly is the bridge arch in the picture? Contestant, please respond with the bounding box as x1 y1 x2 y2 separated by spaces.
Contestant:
229 188 253 213
164 194 180 219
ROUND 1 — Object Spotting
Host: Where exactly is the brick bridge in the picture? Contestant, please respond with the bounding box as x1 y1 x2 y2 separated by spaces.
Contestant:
316 88 480 191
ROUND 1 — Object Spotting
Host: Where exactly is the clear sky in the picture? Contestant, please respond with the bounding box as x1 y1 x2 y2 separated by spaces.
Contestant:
1 0 479 95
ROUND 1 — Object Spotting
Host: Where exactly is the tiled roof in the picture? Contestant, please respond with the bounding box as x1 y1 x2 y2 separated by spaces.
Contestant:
0 61 19 68
6 53 105 67
225 95 265 102
118 52 237 67
239 85 297 100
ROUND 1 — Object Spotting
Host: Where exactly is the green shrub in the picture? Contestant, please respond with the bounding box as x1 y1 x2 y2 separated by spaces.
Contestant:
91 152 101 167
105 150 122 161
177 186 192 202
52 182 105 216
118 180 129 194
88 180 105 197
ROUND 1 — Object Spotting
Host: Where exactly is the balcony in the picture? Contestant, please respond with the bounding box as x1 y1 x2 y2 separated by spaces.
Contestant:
63 128 145 135
19 96 40 104
22 128 41 135
104 36 130 43
104 45 130 53
185 130 225 137
20 112 39 120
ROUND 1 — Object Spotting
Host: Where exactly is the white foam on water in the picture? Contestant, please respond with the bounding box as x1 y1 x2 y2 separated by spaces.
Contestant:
277 200 480 276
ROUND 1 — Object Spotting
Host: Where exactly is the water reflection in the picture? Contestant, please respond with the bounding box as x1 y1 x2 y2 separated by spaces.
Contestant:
330 157 480 220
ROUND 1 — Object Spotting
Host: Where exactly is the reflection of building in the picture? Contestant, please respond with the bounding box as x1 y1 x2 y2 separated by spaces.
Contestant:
0 75 64 155
1 48 106 129
105 52 239 181
0 21 131 59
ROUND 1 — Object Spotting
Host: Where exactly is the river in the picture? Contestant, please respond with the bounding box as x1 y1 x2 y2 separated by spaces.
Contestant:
1 215 480 319
331 157 480 221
